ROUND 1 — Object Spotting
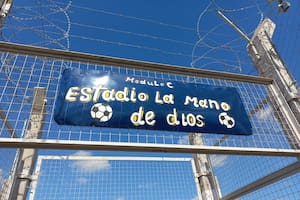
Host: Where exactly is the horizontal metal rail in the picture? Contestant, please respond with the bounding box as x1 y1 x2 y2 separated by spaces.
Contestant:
0 41 273 85
38 155 193 161
0 138 300 157
221 161 300 200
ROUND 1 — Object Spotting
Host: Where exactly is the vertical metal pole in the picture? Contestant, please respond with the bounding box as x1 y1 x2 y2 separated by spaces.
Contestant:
190 133 220 200
8 87 46 200
218 11 300 147
247 18 300 121
0 6 14 197
247 18 300 147
28 156 43 200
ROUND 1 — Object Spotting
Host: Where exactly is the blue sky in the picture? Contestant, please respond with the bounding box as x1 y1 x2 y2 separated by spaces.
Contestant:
4 0 299 82
1 0 300 200
33 153 198 200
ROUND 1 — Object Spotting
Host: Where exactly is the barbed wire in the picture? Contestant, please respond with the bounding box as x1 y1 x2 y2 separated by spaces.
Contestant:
211 0 265 14
68 21 194 46
51 0 196 32
4 0 72 50
0 0 72 103
68 33 193 58
1 0 282 74
190 0 267 73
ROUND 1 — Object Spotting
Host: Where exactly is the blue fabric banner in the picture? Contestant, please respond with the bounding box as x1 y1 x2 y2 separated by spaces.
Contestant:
54 69 252 135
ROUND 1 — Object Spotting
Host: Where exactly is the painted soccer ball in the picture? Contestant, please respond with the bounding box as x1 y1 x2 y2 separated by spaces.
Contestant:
218 112 235 129
90 103 113 122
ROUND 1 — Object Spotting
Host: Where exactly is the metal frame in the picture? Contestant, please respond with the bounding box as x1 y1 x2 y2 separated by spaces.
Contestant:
29 155 194 200
7 87 46 200
268 83 300 147
221 161 300 200
1 138 300 157
0 41 273 85
247 18 300 146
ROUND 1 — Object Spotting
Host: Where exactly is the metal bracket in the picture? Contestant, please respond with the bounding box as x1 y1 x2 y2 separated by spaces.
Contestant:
195 172 212 178
286 92 300 102
17 172 37 181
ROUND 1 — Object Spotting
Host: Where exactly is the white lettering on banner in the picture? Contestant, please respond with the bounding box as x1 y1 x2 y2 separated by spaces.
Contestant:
155 91 174 104
65 87 231 113
64 85 234 130
125 77 174 89
166 108 205 128
130 106 156 126
65 87 80 102
184 96 231 112
65 86 150 104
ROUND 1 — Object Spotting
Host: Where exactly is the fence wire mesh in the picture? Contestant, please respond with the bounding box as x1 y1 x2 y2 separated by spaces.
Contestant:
0 148 17 199
26 154 300 200
241 171 300 200
211 154 299 198
0 49 299 200
30 156 197 200
0 51 297 149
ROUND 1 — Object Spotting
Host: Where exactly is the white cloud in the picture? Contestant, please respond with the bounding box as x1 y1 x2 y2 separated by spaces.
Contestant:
210 155 227 167
71 151 111 172
115 197 124 200
256 106 273 120
72 151 91 156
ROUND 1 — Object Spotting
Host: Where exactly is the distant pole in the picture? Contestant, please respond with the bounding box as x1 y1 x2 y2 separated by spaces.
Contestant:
190 133 220 200
8 87 47 200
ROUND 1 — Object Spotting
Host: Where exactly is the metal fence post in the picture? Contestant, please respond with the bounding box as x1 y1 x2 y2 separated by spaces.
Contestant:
219 11 300 135
8 87 46 200
190 133 221 200
247 18 300 147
